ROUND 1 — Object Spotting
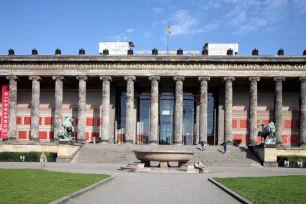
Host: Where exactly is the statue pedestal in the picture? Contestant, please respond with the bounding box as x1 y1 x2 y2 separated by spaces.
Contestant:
252 144 277 167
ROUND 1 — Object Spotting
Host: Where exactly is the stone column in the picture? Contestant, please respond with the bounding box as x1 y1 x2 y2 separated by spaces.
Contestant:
198 77 210 143
174 76 185 145
249 77 260 145
149 76 160 144
52 76 64 139
76 76 87 142
195 101 200 144
100 76 111 143
6 76 18 140
29 76 41 141
274 77 285 145
299 77 306 147
224 77 235 143
124 76 136 143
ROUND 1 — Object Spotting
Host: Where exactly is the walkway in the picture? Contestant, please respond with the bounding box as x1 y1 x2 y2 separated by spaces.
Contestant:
1 163 306 204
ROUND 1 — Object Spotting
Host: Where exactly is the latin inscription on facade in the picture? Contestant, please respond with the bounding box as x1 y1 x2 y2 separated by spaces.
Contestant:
0 63 306 70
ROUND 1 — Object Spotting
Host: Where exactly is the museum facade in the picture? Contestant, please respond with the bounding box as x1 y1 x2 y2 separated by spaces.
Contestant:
0 49 306 147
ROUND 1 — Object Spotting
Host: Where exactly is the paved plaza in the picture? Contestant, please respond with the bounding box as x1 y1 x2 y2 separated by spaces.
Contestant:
1 163 306 204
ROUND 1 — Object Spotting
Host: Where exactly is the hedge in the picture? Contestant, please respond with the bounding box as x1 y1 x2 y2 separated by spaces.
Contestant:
277 156 306 168
0 152 57 162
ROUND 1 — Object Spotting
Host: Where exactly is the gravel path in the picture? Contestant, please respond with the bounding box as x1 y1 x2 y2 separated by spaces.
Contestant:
1 163 306 204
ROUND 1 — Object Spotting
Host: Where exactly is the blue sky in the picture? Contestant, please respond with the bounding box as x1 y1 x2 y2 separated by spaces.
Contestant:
0 0 305 55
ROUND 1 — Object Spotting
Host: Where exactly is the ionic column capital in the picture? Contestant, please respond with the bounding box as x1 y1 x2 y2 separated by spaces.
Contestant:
52 76 65 81
76 76 87 81
124 76 136 81
224 77 235 82
299 77 306 82
6 75 19 81
29 76 42 81
149 76 160 81
100 76 112 81
174 76 185 81
198 76 210 82
274 77 285 82
249 77 260 82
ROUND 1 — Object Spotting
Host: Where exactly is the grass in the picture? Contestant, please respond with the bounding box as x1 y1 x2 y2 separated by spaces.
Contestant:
0 169 110 204
215 176 306 204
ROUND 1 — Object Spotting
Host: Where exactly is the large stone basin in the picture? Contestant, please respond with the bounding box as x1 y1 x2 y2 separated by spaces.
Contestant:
133 149 194 168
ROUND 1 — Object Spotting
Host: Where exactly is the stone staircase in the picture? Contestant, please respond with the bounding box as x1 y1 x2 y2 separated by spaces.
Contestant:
70 144 262 167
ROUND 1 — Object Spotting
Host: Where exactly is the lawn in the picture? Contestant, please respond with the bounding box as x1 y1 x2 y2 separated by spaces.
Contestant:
0 169 110 204
215 176 306 204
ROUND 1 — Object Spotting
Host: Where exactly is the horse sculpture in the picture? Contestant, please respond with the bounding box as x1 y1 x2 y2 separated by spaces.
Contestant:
258 121 276 144
56 114 75 143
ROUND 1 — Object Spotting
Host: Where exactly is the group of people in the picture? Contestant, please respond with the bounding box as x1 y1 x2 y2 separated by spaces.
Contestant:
199 141 228 154
194 141 229 173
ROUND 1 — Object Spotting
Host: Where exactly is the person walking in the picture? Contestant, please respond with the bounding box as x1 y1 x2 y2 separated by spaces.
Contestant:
200 140 205 152
40 152 47 169
223 142 228 154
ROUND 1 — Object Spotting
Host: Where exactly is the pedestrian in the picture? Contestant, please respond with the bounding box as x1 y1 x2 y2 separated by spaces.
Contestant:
40 152 47 169
194 161 204 173
200 140 205 151
223 142 227 154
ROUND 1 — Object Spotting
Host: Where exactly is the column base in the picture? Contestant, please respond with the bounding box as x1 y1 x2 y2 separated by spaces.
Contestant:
149 141 159 145
30 138 39 141
299 144 306 149
77 139 86 144
101 140 109 144
124 140 134 144
173 141 183 145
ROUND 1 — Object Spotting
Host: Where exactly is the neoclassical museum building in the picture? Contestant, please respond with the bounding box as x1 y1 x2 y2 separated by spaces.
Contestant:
0 48 306 147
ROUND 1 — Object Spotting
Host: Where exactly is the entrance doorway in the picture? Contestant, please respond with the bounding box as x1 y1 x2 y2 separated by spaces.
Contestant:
159 92 174 145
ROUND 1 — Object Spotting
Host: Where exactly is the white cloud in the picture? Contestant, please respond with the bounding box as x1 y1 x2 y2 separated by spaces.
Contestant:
112 34 129 41
144 32 151 38
169 10 219 36
126 28 134 33
152 8 164 13
224 0 289 34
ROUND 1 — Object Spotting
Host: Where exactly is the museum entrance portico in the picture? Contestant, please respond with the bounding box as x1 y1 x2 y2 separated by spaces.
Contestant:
115 77 217 145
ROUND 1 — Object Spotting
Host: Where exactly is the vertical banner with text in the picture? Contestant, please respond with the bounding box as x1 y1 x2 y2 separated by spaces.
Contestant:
1 85 9 139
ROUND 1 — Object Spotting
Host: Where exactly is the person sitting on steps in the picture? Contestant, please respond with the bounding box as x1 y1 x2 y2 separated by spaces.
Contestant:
194 161 204 173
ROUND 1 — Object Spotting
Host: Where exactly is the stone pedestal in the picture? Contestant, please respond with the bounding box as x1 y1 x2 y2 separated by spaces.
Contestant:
76 76 87 143
174 76 185 145
274 77 285 145
300 77 306 147
198 77 210 143
52 76 64 139
7 76 18 140
159 161 169 169
224 77 235 143
29 76 41 141
149 76 160 144
100 76 111 143
124 76 136 143
249 77 260 145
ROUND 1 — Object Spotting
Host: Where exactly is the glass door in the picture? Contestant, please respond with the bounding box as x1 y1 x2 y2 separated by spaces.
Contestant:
183 93 195 145
159 93 174 145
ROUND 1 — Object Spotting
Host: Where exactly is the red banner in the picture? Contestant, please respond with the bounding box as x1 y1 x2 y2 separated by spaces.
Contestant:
1 86 9 139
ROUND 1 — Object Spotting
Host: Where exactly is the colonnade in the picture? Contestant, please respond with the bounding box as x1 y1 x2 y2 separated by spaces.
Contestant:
5 75 306 147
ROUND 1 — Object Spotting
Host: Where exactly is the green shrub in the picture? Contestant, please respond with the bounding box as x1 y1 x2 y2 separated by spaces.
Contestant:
0 152 57 162
277 156 306 168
